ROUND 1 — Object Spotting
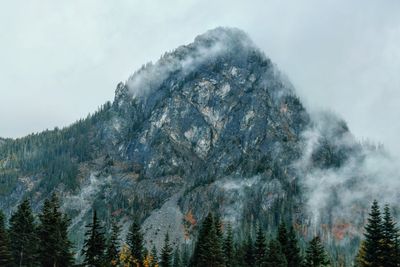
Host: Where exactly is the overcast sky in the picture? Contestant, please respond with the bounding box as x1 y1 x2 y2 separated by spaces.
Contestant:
1 0 399 156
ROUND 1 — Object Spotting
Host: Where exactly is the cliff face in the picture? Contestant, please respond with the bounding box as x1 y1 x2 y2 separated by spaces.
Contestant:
0 27 366 261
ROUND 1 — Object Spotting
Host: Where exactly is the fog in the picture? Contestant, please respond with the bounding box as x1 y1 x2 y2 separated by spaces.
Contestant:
0 0 399 159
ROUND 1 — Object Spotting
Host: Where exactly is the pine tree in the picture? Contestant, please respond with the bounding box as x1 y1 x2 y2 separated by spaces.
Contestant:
160 232 173 267
381 204 399 267
278 223 289 253
105 219 121 266
127 219 144 266
172 247 181 267
243 234 255 267
224 223 234 267
278 224 302 267
304 236 329 267
0 210 13 267
38 194 74 267
363 200 384 266
213 215 226 267
9 199 39 267
151 246 159 267
266 239 287 267
254 225 266 267
82 210 106 267
191 213 225 267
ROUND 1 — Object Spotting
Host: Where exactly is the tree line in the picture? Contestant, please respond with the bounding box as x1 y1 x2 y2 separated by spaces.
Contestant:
0 197 398 267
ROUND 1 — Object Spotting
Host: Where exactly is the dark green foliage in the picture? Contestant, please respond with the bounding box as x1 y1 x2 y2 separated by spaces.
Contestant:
160 232 173 267
254 225 267 267
38 194 74 267
0 210 13 267
213 215 226 266
266 239 287 267
82 210 106 267
243 235 255 267
357 201 400 267
172 247 181 267
151 246 159 267
9 199 39 267
304 236 329 267
278 223 302 267
191 213 225 267
381 204 399 267
363 200 384 266
105 219 121 266
127 219 144 266
0 102 112 196
224 223 234 267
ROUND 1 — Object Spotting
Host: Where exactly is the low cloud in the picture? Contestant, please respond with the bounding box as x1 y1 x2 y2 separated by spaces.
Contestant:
297 110 400 239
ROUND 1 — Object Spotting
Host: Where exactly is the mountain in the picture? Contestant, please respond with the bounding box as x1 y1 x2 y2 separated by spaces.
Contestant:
0 27 389 263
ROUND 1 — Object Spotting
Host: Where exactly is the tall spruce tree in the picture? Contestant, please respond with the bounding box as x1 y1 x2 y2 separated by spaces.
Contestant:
381 204 399 267
151 246 159 267
266 239 287 267
38 194 74 267
224 223 234 267
254 225 267 267
304 236 329 267
127 219 144 266
243 234 255 267
82 210 106 267
0 210 13 267
9 199 39 267
160 232 173 267
191 213 225 267
213 215 226 267
105 219 121 267
363 200 384 266
287 226 303 267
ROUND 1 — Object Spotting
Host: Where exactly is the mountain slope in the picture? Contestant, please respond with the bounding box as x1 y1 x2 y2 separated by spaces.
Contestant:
0 27 382 263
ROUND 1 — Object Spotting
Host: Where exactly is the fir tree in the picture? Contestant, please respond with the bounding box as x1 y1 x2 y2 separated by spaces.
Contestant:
243 234 255 267
224 223 234 267
304 236 329 267
38 194 74 267
254 225 267 267
381 204 399 267
151 246 159 267
82 210 106 267
278 223 289 253
105 219 121 266
9 199 39 267
191 213 225 267
127 219 144 266
363 200 384 266
0 210 13 267
266 239 287 267
160 232 173 267
173 247 181 267
213 215 226 267
278 224 302 267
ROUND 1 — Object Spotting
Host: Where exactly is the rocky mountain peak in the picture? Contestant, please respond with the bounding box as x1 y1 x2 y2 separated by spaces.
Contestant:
0 27 376 261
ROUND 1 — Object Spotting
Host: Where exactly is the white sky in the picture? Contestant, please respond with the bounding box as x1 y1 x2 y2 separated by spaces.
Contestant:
1 0 399 156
